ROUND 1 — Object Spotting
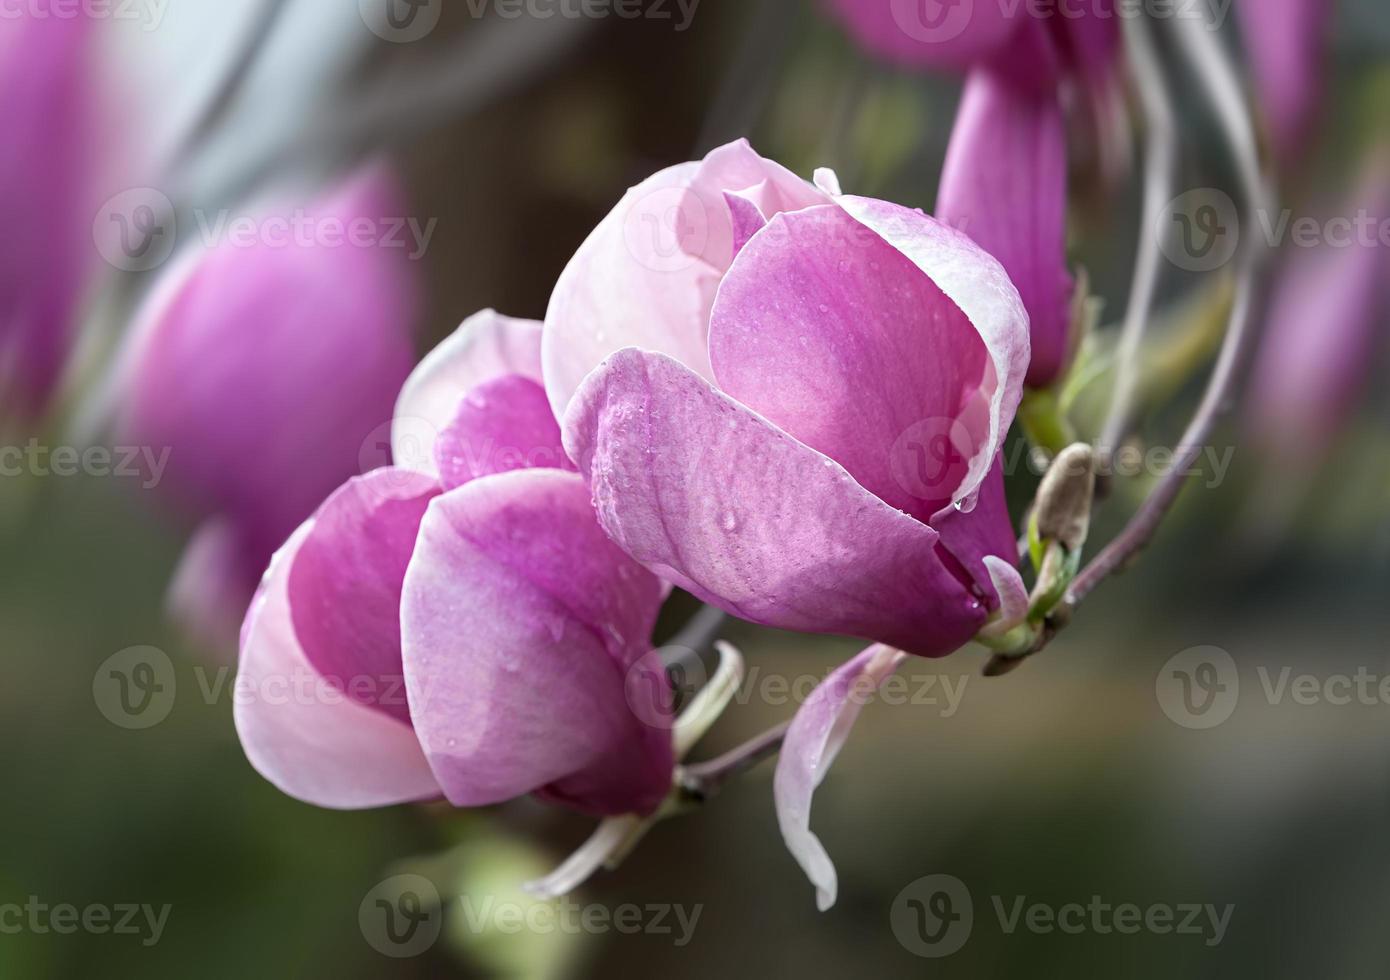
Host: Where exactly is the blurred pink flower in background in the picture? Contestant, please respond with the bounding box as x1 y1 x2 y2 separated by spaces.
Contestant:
550 140 1029 659
1235 0 1333 170
236 311 675 817
1244 163 1388 478
114 166 419 650
0 7 98 422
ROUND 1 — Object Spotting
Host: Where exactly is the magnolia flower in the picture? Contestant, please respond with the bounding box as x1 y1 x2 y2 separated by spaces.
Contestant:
937 34 1074 386
1245 173 1388 478
235 310 676 819
1234 0 1332 169
114 167 417 649
549 139 1030 659
0 9 96 421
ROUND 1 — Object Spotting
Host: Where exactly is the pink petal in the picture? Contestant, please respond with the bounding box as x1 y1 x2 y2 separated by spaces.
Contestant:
542 139 828 419
234 522 440 810
400 469 673 816
1246 180 1388 459
821 0 1022 72
562 349 991 657
117 164 418 558
937 62 1072 387
0 10 95 420
1235 0 1332 168
391 310 543 477
165 518 263 656
288 468 441 727
834 194 1030 509
774 644 908 911
709 204 989 521
433 373 573 491
931 459 1019 601
979 554 1029 640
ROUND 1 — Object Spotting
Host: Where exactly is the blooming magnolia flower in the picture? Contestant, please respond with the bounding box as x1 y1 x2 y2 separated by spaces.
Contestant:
0 9 97 421
936 33 1074 386
235 310 676 818
549 139 1030 660
1234 0 1332 169
114 167 417 649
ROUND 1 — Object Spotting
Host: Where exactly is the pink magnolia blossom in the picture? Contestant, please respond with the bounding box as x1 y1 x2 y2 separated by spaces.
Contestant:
937 36 1074 386
0 8 97 421
1234 0 1332 170
235 310 675 817
1245 173 1388 470
114 167 418 648
550 139 1030 659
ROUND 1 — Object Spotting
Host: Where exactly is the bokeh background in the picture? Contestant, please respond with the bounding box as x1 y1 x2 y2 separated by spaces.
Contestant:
3 0 1390 976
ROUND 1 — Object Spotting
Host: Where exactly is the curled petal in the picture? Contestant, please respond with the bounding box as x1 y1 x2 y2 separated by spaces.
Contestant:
931 459 1019 599
392 310 543 477
937 64 1073 387
710 204 989 520
977 554 1029 641
774 644 908 911
401 469 672 816
563 349 991 657
235 521 440 810
288 468 441 726
542 139 827 420
433 373 573 491
833 194 1030 509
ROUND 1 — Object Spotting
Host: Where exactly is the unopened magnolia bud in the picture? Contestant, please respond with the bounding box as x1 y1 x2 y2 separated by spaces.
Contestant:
1033 443 1096 553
